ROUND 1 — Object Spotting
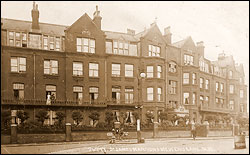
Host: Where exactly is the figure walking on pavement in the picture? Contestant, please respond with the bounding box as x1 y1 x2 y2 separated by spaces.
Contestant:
191 119 197 140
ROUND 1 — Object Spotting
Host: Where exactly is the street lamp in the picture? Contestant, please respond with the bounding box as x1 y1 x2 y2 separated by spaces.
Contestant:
136 71 146 143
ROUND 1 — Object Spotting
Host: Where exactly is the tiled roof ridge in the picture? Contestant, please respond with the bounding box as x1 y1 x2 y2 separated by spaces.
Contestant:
104 30 135 36
2 17 68 28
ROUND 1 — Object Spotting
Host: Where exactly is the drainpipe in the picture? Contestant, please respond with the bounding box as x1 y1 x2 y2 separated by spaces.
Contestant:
33 53 36 120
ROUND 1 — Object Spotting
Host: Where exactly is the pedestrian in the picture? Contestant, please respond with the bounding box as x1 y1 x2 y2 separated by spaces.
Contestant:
46 93 51 105
191 119 197 140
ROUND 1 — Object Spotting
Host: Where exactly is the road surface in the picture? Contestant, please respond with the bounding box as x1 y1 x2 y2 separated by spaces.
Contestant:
1 137 249 154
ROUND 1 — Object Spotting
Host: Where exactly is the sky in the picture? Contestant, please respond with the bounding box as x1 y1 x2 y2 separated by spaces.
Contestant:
1 1 249 111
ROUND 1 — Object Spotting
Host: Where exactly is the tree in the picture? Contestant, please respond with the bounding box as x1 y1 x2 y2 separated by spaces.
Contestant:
55 111 65 127
105 111 115 126
35 110 49 126
145 112 154 125
88 111 100 127
159 111 168 122
16 111 29 125
167 113 177 125
1 110 11 128
72 111 83 126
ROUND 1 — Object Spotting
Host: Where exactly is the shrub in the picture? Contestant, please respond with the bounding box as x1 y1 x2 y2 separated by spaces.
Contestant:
145 112 154 125
105 111 115 126
35 110 49 126
1 110 11 129
16 111 29 125
72 111 83 126
88 111 100 127
55 111 65 127
159 112 168 122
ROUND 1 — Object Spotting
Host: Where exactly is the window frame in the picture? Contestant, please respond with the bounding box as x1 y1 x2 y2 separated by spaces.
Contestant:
183 73 189 84
44 59 58 75
11 57 26 73
147 87 154 101
111 63 121 77
147 66 154 78
76 37 96 53
125 64 134 77
89 63 99 77
73 62 83 76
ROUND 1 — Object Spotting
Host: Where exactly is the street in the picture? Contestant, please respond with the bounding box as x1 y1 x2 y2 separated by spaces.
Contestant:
1 137 249 154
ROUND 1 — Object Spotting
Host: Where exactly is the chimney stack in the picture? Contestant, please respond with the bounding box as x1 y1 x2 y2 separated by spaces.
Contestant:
127 29 135 35
93 5 102 30
196 41 205 58
31 2 40 29
163 26 172 44
218 52 226 60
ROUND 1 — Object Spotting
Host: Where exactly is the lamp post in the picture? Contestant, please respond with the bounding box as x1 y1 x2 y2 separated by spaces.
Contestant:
136 71 146 143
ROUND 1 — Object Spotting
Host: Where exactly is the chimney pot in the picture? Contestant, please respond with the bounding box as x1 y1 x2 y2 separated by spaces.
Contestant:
197 41 204 47
31 2 39 29
93 5 102 29
164 26 171 35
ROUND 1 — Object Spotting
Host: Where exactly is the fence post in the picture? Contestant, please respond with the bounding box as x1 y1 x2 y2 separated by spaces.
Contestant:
11 124 17 144
153 122 158 138
65 123 72 142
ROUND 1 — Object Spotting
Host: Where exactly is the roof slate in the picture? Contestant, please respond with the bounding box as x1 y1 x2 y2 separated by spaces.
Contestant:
1 18 68 36
104 31 139 42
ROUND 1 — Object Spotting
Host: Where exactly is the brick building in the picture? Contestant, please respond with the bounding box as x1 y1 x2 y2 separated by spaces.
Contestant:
1 3 248 127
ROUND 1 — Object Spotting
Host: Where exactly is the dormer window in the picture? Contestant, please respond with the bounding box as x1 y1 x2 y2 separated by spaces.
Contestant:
8 31 27 48
106 40 137 56
77 37 95 53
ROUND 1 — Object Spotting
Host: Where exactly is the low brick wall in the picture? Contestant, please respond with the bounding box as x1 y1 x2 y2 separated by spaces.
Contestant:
17 134 65 144
208 130 232 137
1 134 65 144
1 129 249 144
1 135 10 144
156 130 191 138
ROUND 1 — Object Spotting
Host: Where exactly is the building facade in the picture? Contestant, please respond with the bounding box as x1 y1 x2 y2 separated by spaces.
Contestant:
1 3 248 126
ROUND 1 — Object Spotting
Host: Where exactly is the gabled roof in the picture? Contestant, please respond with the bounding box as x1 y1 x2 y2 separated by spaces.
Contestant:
65 13 104 35
217 55 235 68
236 64 245 75
134 23 159 40
172 36 192 48
1 18 68 36
134 28 150 39
104 31 139 42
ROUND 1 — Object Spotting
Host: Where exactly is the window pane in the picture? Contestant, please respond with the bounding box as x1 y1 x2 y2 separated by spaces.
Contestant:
9 32 14 39
90 87 98 92
90 39 95 47
125 64 133 77
77 38 82 45
77 46 81 52
83 38 88 45
83 46 88 52
22 33 27 41
51 68 58 74
51 60 58 67
106 41 112 53
46 85 56 91
113 41 118 48
73 86 82 92
29 34 42 49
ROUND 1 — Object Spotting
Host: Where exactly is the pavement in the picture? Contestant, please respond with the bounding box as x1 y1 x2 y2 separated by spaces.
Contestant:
1 136 249 154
